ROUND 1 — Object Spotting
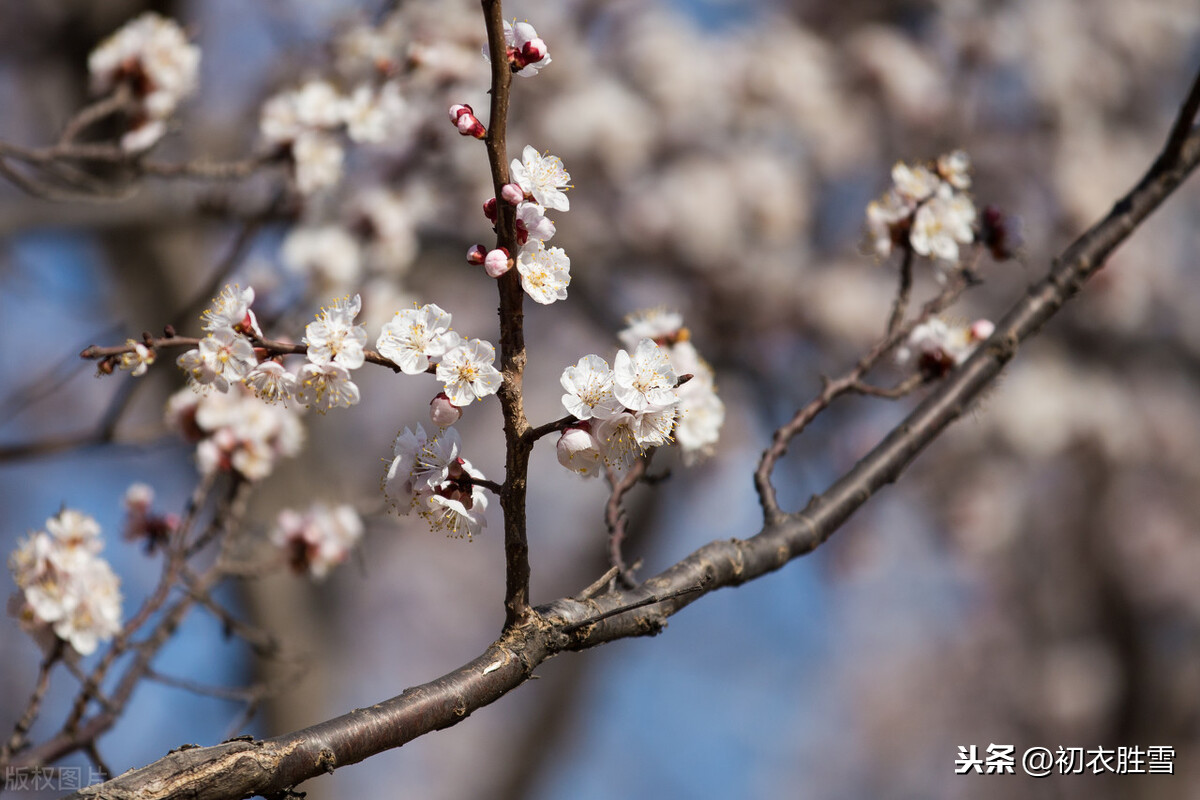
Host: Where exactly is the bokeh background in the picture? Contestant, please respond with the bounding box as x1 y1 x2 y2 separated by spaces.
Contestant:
3 0 1200 798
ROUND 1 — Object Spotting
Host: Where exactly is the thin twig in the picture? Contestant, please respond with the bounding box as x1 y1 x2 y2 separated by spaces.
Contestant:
0 643 61 765
754 268 970 523
885 246 915 336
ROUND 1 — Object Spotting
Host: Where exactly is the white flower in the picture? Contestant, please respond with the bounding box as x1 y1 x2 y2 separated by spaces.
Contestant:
260 92 305 145
297 362 360 413
177 328 257 392
120 120 167 153
516 242 570 305
436 339 503 406
293 80 345 130
593 412 644 469
281 225 363 291
937 149 971 189
896 317 990 376
342 81 407 143
612 338 678 411
383 424 429 512
865 189 910 259
669 341 724 464
384 426 486 537
292 132 345 195
8 510 122 657
632 405 678 448
89 13 200 123
560 355 622 420
202 284 260 336
618 308 684 350
675 387 724 465
376 303 456 374
51 558 122 657
909 185 976 263
505 20 552 76
422 483 487 540
510 145 571 212
123 482 154 514
304 294 367 370
350 188 418 274
515 201 555 244
271 503 364 580
891 161 940 204
117 339 155 376
45 509 103 556
166 384 305 479
410 426 464 496
245 361 297 404
557 426 602 477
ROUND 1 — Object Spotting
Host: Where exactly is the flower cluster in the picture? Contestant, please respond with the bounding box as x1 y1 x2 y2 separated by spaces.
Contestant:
270 503 364 579
896 317 995 379
460 20 569 307
298 295 368 413
8 510 122 656
556 311 726 476
619 311 727 466
260 78 407 194
376 303 502 407
471 145 572 304
383 425 489 540
866 150 977 271
281 189 420 299
176 285 368 414
166 384 304 481
88 13 201 151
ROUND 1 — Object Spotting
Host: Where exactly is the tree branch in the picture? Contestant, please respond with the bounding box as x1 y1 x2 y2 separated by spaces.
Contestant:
62 67 1200 798
480 0 535 629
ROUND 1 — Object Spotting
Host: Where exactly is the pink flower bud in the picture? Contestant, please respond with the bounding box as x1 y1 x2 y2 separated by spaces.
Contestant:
521 37 548 64
484 248 512 278
430 392 462 428
455 115 486 139
557 425 601 477
466 244 487 265
483 197 498 222
501 183 525 205
450 103 485 138
968 319 995 343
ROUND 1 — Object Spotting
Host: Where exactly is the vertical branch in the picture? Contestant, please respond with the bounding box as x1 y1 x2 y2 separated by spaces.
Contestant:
481 0 534 627
885 246 915 337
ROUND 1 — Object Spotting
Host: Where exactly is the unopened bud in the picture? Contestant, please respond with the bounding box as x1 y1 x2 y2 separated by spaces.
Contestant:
980 205 1023 261
484 248 512 278
501 183 525 205
449 103 486 138
430 392 462 428
466 244 488 265
521 37 548 64
968 319 995 343
457 116 485 138
123 482 155 515
557 425 601 478
483 197 498 222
